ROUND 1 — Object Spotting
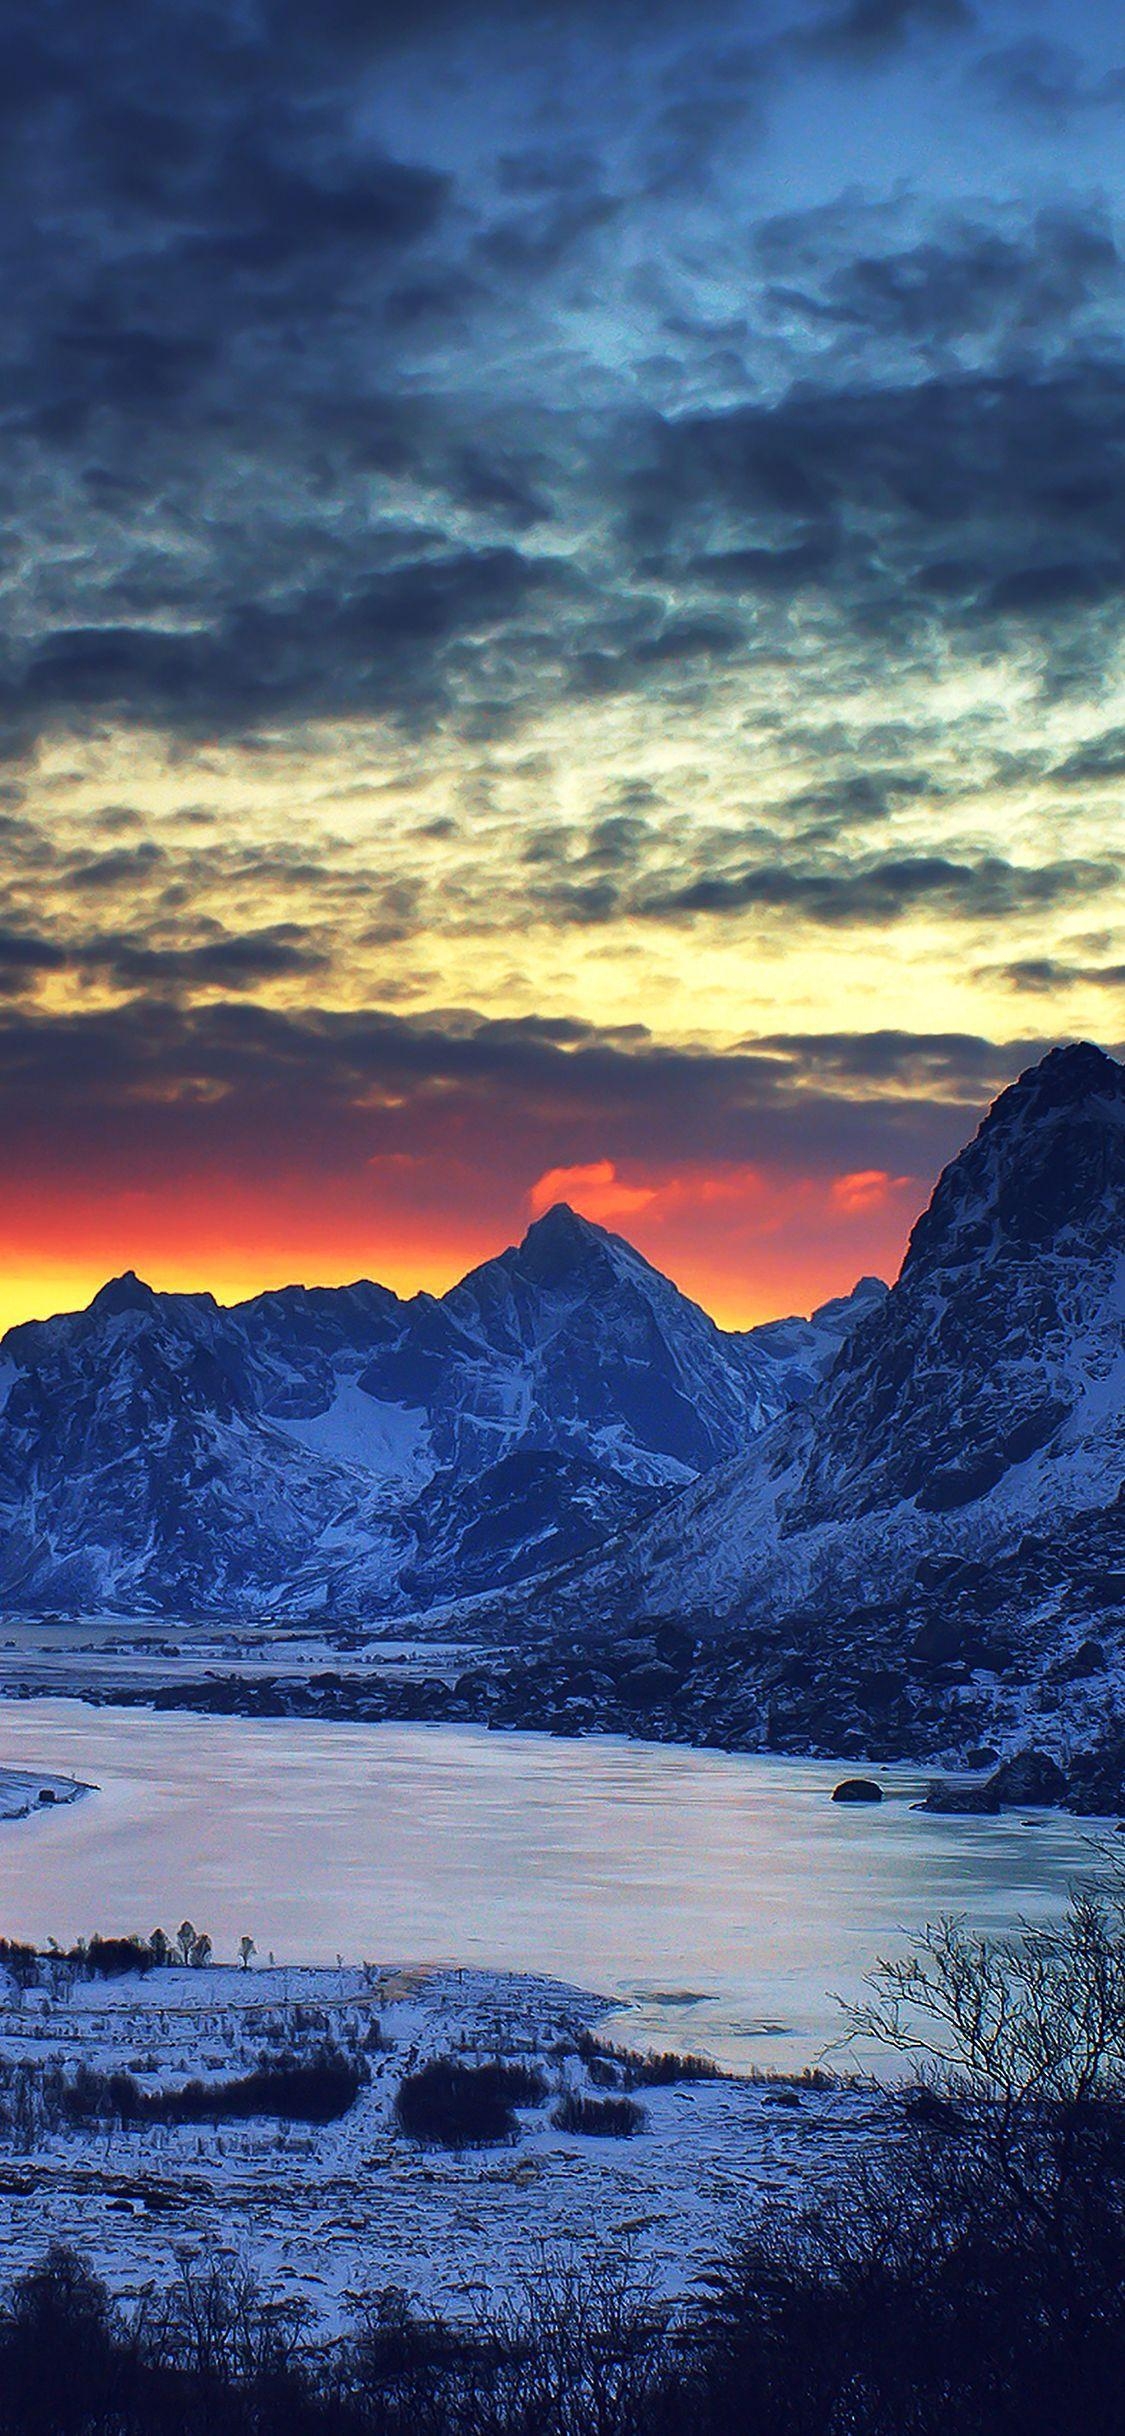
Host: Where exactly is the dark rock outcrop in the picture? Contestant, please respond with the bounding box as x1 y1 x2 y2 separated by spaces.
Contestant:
986 1750 1070 1808
917 1779 1002 1815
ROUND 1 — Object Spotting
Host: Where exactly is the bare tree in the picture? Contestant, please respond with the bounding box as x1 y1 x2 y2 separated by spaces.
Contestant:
847 1857 1125 2271
480 2244 668 2436
149 2252 309 2392
850 1864 1125 2109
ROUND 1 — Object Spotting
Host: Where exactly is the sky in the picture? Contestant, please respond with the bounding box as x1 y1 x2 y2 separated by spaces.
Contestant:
1 0 1123 1333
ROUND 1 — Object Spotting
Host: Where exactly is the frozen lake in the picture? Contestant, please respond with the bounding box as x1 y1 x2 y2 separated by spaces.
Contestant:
0 1701 1111 2072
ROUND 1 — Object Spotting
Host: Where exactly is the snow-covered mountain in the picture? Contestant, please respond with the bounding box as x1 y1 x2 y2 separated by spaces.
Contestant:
0 1206 878 1616
569 1042 1125 1636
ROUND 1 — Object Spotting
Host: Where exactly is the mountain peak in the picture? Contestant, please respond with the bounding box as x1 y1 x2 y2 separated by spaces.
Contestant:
1003 1040 1124 1119
521 1202 606 1257
90 1271 158 1318
898 1038 1125 1281
587 1038 1125 1652
518 1193 616 1276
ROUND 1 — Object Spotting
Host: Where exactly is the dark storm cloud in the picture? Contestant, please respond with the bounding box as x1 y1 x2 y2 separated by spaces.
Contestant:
0 17 450 361
450 447 554 532
982 560 1121 616
754 1028 1037 1089
0 922 327 997
0 932 67 997
618 353 1125 711
686 532 839 594
2 0 1124 767
0 0 464 723
1 549 567 743
258 0 975 67
518 845 1118 934
974 39 1125 126
640 853 1114 927
263 0 736 54
758 205 1120 351
988 956 1125 994
20 825 1108 961
476 190 622 278
90 928 330 990
640 40 776 193
0 0 1119 1314
628 363 1125 565
582 815 653 870
797 0 973 61
781 769 936 831
0 995 1033 1187
0 0 1123 1033
1052 726 1125 783
66 844 167 892
642 0 976 200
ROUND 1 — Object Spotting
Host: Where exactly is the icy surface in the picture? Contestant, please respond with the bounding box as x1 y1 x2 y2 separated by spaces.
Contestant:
0 1705 1104 2070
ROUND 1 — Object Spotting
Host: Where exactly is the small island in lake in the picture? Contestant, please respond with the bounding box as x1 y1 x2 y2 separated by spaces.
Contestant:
0 1768 91 1823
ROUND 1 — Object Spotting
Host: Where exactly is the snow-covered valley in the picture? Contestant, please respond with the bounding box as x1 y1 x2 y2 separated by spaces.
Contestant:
0 1720 1110 2334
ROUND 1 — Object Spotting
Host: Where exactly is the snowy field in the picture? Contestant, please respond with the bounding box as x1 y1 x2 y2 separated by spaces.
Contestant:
0 1958 887 2329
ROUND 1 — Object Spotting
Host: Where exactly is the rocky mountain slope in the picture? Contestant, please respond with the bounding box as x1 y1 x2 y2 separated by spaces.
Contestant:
512 1043 1124 1786
0 1207 879 1617
592 1040 1124 1621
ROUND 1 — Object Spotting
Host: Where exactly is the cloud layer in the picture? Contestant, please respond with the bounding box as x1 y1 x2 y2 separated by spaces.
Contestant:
2 0 1124 1321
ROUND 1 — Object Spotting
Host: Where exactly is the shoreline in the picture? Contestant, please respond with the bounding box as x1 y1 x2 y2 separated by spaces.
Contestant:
0 1657 1117 1821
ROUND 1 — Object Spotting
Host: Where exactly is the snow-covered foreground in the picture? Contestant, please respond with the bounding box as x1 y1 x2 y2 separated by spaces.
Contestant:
0 1961 885 2329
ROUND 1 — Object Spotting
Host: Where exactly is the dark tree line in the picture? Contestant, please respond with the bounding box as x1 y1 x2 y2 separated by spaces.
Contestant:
2 2126 1125 2436
0 1927 217 1990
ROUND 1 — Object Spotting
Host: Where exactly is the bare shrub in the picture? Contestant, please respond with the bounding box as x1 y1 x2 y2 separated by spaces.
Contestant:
551 2090 647 2138
394 2057 546 2149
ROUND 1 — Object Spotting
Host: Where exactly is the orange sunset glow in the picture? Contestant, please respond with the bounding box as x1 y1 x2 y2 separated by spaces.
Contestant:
0 0 1121 1346
0 1134 936 1339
